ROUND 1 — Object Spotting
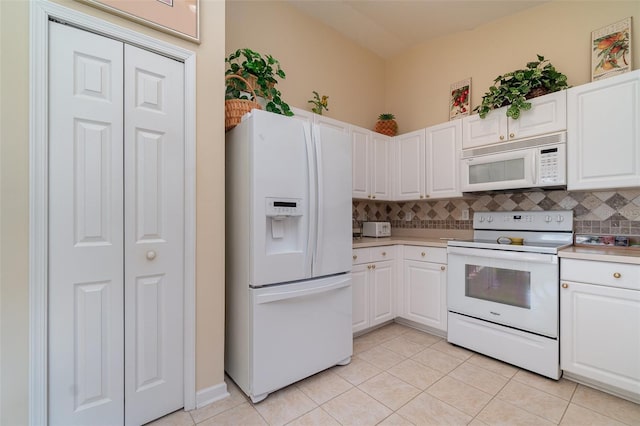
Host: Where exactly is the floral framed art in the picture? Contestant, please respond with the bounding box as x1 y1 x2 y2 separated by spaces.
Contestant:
591 17 632 81
79 0 200 43
449 78 471 120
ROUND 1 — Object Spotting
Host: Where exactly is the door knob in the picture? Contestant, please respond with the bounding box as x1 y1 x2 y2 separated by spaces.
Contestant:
146 250 157 260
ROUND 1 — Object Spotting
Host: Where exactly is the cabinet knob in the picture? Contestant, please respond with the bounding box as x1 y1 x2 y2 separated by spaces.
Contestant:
368 195 372 199
367 265 372 269
372 195 376 199
372 264 376 269
353 255 357 260
382 251 386 256
562 283 568 289
420 195 424 199
146 250 157 260
613 272 621 278
440 266 445 271
426 194 430 198
509 133 515 138
421 252 426 257
499 135 505 140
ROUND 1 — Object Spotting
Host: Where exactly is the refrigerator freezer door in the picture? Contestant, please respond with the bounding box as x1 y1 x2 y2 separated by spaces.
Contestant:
251 274 352 401
251 111 312 286
312 123 352 277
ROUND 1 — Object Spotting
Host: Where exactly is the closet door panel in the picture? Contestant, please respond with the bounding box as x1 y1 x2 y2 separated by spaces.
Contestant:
48 21 125 426
124 44 185 426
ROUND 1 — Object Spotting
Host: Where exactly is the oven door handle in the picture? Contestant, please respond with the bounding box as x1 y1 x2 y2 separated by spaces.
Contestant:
447 246 557 264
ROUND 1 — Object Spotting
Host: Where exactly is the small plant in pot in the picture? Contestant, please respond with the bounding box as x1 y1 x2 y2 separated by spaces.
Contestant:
474 55 569 119
225 48 293 116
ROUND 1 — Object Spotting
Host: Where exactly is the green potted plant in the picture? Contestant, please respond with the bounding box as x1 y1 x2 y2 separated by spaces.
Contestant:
474 55 569 119
225 48 293 116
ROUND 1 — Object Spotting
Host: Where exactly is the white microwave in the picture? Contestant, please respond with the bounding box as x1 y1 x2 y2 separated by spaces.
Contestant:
460 133 566 193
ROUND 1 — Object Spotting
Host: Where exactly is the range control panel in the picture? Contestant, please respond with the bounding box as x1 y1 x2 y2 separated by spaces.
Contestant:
473 210 573 232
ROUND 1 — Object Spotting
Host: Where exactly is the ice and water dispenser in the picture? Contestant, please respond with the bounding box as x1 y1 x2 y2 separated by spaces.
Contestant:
265 197 303 255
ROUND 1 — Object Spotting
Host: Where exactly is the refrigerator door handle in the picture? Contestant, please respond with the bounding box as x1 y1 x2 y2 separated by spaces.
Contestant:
254 276 351 304
304 121 317 277
312 123 323 274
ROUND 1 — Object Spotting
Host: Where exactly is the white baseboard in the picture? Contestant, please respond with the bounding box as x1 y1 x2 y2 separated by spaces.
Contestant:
195 381 230 409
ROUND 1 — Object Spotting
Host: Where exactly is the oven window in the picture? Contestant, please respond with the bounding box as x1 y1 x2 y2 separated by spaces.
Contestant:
465 264 531 309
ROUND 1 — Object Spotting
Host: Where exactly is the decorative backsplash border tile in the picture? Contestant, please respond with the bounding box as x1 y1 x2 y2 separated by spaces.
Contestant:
353 189 640 236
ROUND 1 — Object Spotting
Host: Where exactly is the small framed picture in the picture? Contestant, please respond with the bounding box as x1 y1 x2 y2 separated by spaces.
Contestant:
449 78 471 120
591 17 632 81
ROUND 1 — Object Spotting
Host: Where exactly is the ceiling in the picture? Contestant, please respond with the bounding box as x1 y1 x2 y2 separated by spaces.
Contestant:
287 0 550 58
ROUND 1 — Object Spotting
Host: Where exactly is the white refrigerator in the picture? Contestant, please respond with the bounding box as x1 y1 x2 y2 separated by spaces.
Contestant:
225 109 353 403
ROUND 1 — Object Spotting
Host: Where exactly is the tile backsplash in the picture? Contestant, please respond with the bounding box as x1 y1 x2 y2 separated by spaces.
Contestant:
353 189 640 235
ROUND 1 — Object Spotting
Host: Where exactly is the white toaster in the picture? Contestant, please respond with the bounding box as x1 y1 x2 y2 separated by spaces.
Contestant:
362 221 391 237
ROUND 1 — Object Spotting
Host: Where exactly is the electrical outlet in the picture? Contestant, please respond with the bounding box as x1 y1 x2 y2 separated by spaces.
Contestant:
405 212 413 221
461 209 470 220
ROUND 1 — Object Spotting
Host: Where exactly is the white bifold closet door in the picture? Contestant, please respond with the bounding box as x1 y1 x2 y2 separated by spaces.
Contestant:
48 21 185 426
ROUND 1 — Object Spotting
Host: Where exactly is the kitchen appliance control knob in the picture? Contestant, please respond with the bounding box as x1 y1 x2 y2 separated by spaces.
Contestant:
613 272 621 278
557 215 564 222
146 250 157 260
479 217 485 222
562 283 568 289
487 216 494 223
545 215 552 223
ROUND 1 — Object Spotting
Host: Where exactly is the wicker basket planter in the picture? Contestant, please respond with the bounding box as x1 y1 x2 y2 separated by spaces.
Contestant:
225 74 261 132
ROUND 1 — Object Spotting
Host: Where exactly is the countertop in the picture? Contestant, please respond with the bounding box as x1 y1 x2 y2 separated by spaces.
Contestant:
559 245 640 265
352 236 451 249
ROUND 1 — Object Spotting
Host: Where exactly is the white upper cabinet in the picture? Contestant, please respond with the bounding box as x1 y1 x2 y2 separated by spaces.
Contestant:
394 129 426 200
371 132 392 200
462 90 567 150
425 120 462 199
567 70 640 191
351 125 391 200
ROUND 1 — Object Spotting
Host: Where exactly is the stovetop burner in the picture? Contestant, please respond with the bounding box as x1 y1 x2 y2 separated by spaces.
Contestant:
448 210 574 254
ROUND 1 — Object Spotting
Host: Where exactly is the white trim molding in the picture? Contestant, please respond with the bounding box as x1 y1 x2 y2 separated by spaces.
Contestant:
29 1 197 423
195 382 230 409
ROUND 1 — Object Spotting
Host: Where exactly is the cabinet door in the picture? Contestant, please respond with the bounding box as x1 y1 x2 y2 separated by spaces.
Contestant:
351 264 370 333
402 260 447 332
425 120 462 199
567 70 640 190
370 260 395 327
395 130 425 200
315 114 350 134
561 280 640 396
351 126 371 199
508 90 566 140
371 133 392 200
462 108 508 149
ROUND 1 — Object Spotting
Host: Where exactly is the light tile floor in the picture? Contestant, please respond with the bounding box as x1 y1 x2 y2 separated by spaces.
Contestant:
150 323 640 426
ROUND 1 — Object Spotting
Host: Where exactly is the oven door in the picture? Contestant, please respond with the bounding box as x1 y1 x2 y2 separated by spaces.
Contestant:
461 148 535 192
447 246 559 338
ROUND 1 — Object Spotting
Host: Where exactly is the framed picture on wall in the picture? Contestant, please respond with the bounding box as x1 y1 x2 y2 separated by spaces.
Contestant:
449 78 471 120
591 17 632 81
78 0 200 43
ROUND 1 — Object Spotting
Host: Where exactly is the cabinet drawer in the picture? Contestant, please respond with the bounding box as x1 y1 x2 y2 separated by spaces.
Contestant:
403 245 447 263
562 259 640 291
352 248 370 265
370 246 395 262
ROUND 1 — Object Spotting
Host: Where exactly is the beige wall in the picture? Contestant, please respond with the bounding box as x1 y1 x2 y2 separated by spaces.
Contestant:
225 1 386 130
386 1 640 132
0 0 226 424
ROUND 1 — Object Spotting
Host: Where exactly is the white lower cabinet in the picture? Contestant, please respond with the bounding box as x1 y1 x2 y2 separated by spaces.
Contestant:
352 247 395 333
560 258 640 401
399 246 447 333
